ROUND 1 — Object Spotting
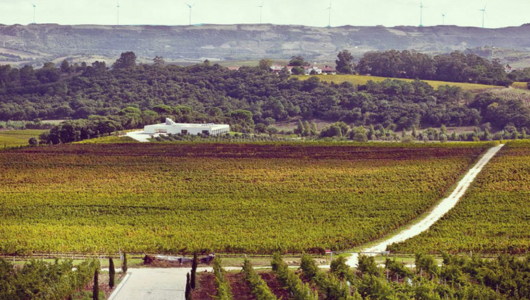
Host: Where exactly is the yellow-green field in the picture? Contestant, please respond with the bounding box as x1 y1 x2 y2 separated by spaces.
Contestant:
74 135 139 144
512 82 529 90
0 130 47 148
294 74 502 91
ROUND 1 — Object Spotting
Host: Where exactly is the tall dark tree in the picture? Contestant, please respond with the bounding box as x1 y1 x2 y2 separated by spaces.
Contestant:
336 50 354 74
113 52 137 69
109 258 115 288
191 252 198 289
122 253 128 273
185 272 192 300
92 269 99 300
288 55 307 66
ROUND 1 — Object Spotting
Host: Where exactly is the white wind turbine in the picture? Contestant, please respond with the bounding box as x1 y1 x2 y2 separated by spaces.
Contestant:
257 2 264 24
31 3 37 24
186 3 195 25
480 4 487 28
326 2 334 28
116 2 120 25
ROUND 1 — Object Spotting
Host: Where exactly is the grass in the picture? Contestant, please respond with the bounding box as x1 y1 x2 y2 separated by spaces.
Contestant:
294 74 502 91
0 130 47 149
75 135 139 144
512 82 529 90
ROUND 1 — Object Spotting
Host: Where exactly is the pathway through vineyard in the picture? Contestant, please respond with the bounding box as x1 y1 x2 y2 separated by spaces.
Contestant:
345 143 505 267
109 144 505 299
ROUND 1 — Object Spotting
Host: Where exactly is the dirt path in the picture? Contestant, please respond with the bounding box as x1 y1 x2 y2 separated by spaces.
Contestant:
346 144 505 267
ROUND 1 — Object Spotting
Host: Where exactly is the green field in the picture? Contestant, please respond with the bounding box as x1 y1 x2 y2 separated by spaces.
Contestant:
0 142 489 255
294 74 502 91
389 140 530 254
0 130 47 148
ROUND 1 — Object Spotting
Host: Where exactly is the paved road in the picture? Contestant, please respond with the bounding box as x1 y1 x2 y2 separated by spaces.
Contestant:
126 130 151 142
110 268 188 300
109 267 242 300
346 144 505 267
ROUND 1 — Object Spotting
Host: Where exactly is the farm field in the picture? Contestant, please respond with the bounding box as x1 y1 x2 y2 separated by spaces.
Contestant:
0 142 490 255
0 129 47 149
294 74 502 91
389 140 530 254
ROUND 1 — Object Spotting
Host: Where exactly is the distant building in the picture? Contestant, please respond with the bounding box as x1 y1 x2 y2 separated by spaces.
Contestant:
321 65 337 75
144 118 230 136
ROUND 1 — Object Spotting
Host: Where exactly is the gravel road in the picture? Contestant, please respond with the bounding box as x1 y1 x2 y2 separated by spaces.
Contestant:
346 144 505 267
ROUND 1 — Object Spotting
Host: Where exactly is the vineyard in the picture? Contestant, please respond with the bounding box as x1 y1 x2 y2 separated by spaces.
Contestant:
0 142 490 255
192 253 530 299
389 140 530 254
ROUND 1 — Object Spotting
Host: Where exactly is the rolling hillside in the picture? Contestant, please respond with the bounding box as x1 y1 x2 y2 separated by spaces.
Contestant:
1 23 530 65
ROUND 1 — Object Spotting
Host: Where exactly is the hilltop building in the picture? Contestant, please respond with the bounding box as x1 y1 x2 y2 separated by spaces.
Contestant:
144 118 230 136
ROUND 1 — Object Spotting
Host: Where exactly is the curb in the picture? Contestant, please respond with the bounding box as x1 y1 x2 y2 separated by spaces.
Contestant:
108 271 131 300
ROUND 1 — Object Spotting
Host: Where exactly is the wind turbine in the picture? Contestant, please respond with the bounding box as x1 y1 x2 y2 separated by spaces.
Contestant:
419 2 425 27
31 3 36 24
116 2 120 25
479 4 487 28
186 3 195 26
257 2 264 24
441 13 446 25
326 2 334 28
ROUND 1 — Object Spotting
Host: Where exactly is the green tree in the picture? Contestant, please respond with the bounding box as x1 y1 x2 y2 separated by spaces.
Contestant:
109 258 115 288
336 49 354 74
259 59 273 71
288 55 306 66
92 269 99 300
122 253 128 273
28 137 38 146
185 272 192 300
113 52 137 69
153 56 165 67
191 252 198 289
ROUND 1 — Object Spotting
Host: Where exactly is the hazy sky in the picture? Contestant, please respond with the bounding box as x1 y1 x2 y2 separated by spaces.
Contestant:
0 0 528 28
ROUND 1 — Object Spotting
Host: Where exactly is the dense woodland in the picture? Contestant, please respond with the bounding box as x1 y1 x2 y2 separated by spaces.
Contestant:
355 50 517 86
0 51 530 143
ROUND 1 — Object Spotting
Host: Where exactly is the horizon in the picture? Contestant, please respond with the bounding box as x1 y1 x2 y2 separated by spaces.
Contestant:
0 0 528 29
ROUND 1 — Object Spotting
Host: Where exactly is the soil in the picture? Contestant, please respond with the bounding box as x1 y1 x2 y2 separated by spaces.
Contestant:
192 271 217 300
226 272 256 300
259 272 291 300
81 272 125 299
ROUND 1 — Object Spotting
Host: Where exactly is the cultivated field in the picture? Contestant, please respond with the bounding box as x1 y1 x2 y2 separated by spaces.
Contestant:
389 140 530 254
0 143 490 255
0 130 47 148
294 74 502 91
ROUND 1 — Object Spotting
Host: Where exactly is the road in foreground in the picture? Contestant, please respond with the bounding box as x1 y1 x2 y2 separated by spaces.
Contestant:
346 144 505 267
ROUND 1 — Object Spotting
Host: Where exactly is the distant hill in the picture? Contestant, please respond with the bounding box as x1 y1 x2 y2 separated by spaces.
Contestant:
1 23 530 66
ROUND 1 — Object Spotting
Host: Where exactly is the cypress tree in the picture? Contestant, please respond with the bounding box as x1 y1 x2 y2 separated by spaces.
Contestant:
92 269 99 300
185 272 192 300
122 253 128 273
191 252 198 289
109 257 115 288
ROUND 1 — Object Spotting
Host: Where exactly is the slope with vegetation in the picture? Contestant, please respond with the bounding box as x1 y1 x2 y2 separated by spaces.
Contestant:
0 142 488 254
3 51 530 145
389 140 530 254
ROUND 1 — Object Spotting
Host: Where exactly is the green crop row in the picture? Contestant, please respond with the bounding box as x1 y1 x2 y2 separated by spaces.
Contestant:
0 143 488 255
389 140 530 254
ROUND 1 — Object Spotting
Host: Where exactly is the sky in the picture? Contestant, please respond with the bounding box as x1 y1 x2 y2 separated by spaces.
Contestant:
0 0 528 29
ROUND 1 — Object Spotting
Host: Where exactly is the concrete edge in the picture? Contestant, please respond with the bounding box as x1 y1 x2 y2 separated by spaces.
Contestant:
108 271 131 300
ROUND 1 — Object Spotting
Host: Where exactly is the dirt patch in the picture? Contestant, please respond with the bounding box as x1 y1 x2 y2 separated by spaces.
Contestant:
226 272 256 300
192 271 217 300
81 272 125 299
259 272 291 299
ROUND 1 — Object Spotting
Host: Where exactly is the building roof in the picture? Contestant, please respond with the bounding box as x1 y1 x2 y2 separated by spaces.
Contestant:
145 118 229 130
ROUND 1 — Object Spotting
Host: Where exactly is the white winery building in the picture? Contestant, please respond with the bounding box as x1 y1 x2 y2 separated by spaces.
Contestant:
144 118 230 136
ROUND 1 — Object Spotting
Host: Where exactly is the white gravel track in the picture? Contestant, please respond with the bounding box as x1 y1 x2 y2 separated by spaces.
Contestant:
346 144 504 267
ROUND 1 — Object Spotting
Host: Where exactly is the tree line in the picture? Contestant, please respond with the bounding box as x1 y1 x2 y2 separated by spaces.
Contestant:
353 50 514 86
0 51 529 144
